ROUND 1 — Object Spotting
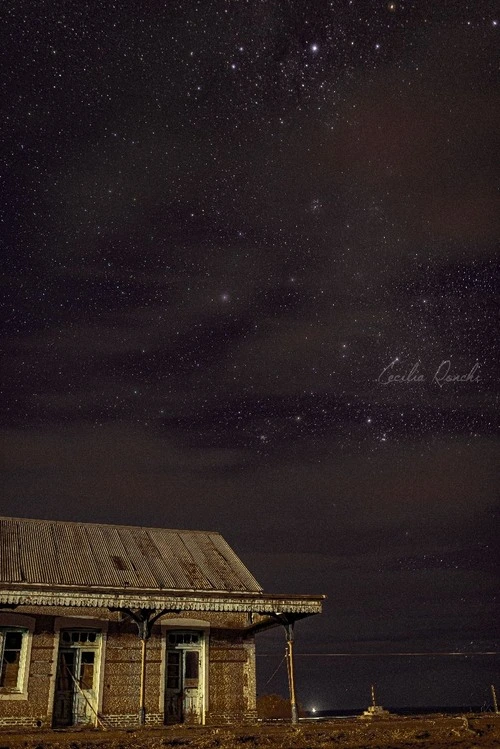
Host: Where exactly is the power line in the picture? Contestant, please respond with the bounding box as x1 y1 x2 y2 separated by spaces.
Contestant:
257 651 499 657
263 653 287 686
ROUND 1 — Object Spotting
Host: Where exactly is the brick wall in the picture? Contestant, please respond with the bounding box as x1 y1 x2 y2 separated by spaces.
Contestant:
206 628 257 725
0 716 44 728
0 608 258 730
0 614 55 728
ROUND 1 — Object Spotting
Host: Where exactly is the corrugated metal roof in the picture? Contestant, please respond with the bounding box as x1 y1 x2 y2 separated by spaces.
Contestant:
0 517 263 594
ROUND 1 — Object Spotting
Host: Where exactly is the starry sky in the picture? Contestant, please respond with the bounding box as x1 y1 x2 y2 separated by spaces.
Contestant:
1 0 499 710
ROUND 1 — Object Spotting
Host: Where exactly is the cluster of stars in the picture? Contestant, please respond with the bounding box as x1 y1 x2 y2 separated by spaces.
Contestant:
0 4 495 481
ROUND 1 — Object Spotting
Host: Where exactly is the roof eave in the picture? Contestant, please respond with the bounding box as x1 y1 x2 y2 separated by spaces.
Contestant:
0 585 324 616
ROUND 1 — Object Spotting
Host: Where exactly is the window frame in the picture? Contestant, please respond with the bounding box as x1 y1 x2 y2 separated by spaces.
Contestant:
0 614 35 700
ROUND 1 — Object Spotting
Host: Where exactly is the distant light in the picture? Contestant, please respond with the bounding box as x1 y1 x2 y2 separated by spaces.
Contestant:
310 44 319 53
312 707 317 713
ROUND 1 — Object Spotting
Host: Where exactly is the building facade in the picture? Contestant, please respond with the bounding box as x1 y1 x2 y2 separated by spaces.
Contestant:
0 517 323 729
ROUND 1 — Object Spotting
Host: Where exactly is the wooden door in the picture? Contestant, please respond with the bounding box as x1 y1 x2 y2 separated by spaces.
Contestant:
165 632 203 724
53 631 100 727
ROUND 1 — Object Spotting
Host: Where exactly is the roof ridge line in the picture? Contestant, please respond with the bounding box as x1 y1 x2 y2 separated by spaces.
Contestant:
0 516 221 535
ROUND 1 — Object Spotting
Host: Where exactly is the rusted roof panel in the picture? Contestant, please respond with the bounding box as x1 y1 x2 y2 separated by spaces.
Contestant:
149 528 209 590
207 532 263 592
113 527 163 589
0 520 22 582
0 517 262 594
18 519 60 585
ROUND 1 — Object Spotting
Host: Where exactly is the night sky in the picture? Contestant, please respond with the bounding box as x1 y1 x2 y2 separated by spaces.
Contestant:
1 0 499 711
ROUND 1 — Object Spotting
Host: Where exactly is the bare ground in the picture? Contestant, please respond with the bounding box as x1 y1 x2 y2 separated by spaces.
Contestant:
1 715 499 749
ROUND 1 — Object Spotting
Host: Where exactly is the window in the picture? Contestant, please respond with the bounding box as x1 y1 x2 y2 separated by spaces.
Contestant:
166 651 181 689
79 651 95 689
61 629 98 645
0 629 27 692
168 632 199 645
184 651 199 683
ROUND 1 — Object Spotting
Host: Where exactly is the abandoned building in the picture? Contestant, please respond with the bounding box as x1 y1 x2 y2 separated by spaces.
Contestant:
0 516 323 729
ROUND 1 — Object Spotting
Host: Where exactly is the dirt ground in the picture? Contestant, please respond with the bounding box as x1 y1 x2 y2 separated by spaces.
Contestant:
0 714 499 749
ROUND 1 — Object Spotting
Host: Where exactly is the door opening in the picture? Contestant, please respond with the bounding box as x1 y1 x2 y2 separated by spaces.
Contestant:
165 631 203 724
53 630 101 727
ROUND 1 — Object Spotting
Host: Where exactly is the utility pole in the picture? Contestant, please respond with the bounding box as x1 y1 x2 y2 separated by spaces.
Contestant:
285 623 298 724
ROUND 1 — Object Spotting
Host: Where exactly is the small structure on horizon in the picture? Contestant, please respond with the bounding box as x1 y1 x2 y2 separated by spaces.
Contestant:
360 684 391 719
